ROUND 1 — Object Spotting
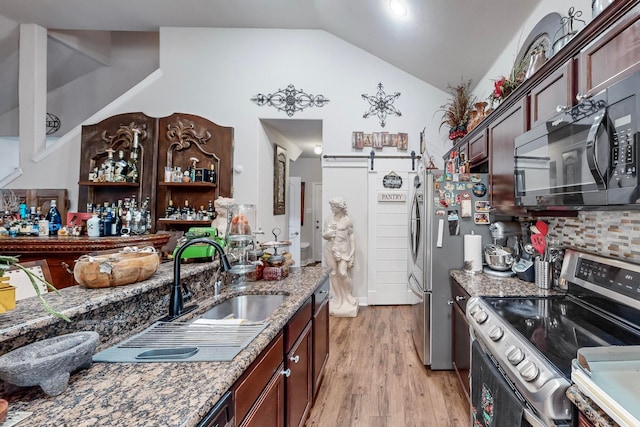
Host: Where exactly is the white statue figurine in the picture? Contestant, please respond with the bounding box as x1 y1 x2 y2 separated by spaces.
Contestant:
210 196 235 239
322 197 358 317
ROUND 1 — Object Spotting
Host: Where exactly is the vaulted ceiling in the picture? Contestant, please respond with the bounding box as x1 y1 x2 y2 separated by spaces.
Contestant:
0 0 542 157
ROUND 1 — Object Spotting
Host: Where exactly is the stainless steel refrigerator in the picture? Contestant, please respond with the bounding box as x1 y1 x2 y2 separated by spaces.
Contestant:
408 170 492 369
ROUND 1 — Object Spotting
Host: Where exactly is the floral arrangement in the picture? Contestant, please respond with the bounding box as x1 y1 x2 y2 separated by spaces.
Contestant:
438 79 475 140
488 58 527 105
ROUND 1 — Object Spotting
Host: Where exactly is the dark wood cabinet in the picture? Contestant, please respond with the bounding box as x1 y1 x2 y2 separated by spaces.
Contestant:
79 112 157 227
79 112 233 234
234 286 327 427
312 278 330 400
488 98 527 213
240 362 286 427
577 412 596 427
450 278 471 405
155 113 234 232
234 333 285 426
529 60 575 128
579 4 640 97
286 323 312 427
468 130 488 167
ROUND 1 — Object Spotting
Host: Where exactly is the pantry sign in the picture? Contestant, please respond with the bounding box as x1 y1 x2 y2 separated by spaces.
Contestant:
377 191 406 202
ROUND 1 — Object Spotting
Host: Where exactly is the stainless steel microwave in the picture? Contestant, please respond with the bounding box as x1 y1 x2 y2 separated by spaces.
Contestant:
514 71 640 209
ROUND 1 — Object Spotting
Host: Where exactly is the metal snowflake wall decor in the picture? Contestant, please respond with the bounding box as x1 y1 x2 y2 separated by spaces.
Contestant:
362 83 402 127
251 84 330 117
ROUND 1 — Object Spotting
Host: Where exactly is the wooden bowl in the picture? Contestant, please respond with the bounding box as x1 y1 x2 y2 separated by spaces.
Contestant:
74 251 160 288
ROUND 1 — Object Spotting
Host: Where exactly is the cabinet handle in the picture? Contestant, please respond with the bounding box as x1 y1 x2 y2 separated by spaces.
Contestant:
447 300 454 305
289 354 300 364
455 295 466 301
576 92 588 102
556 104 569 113
280 368 291 377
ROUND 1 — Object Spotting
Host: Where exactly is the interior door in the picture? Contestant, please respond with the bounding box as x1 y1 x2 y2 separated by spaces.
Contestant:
288 177 301 267
312 182 323 263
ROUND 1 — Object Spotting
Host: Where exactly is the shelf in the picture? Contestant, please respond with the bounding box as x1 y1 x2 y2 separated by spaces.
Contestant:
158 219 213 226
158 182 217 188
78 181 140 187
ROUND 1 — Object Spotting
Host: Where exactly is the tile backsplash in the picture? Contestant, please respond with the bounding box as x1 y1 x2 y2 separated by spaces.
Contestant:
545 211 640 262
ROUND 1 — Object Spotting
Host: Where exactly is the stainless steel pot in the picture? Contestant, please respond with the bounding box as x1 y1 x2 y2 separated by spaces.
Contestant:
484 244 516 271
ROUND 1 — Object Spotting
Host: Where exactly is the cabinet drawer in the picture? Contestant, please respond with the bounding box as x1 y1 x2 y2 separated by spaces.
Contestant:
313 278 330 315
234 332 284 424
286 298 312 353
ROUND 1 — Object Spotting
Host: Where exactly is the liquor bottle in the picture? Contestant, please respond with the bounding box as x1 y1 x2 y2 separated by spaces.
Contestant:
87 212 101 237
209 163 217 184
165 200 175 219
103 148 116 182
45 199 62 235
105 207 115 236
127 150 139 183
181 200 190 220
113 203 123 236
115 150 129 182
207 200 215 220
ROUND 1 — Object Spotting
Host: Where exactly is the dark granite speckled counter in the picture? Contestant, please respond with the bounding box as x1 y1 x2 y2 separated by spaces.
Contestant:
0 261 329 427
449 270 564 297
450 270 619 426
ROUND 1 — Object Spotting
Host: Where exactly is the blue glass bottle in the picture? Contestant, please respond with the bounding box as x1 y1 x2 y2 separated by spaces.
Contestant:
45 199 62 235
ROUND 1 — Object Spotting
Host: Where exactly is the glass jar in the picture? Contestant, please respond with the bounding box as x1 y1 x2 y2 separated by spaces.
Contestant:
226 204 256 241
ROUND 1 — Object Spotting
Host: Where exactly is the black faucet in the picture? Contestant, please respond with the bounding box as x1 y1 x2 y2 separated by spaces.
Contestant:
165 237 232 321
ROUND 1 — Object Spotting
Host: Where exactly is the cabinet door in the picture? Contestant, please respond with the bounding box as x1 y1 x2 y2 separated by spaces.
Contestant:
234 333 284 425
468 131 488 166
286 323 312 427
312 299 329 400
579 4 640 97
530 60 574 128
450 279 470 404
240 363 285 427
489 99 527 213
452 302 470 403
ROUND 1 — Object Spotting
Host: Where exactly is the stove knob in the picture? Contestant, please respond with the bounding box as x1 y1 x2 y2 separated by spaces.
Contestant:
468 303 480 316
488 325 504 341
473 310 488 324
506 345 525 365
518 360 540 382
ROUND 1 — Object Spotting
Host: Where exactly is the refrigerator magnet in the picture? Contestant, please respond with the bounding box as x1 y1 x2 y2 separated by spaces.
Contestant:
474 213 490 224
472 182 487 197
475 200 490 212
461 199 472 217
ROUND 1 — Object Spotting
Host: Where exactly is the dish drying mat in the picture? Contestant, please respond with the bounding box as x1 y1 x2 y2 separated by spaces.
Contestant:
93 321 268 363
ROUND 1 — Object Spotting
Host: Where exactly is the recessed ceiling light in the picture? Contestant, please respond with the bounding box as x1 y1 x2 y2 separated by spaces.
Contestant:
314 145 323 155
389 0 407 17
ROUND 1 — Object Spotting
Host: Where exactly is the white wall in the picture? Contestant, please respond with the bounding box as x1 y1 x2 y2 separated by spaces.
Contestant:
3 27 458 302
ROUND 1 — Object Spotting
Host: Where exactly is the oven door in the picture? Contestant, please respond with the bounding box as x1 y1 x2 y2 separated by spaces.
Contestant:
471 340 550 427
514 96 610 208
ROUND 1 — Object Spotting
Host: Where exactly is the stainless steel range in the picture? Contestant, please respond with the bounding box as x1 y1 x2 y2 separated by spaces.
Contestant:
468 249 640 427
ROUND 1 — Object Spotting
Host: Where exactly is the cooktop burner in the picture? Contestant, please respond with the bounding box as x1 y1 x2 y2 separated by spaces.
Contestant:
482 296 640 378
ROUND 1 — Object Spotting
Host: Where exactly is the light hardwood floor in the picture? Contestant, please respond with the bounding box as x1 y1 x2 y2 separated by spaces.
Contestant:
306 305 469 427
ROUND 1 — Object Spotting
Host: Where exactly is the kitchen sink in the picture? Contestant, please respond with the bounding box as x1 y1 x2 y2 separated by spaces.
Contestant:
196 294 287 322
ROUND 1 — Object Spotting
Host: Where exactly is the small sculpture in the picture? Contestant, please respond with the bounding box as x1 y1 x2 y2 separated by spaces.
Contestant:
210 196 236 239
322 197 358 317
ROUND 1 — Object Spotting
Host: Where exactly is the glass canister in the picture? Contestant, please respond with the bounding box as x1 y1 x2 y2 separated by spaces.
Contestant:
226 204 256 241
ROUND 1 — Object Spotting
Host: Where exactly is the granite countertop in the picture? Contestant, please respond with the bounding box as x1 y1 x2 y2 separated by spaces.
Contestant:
1 262 329 427
566 385 618 427
450 269 565 298
450 270 620 426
